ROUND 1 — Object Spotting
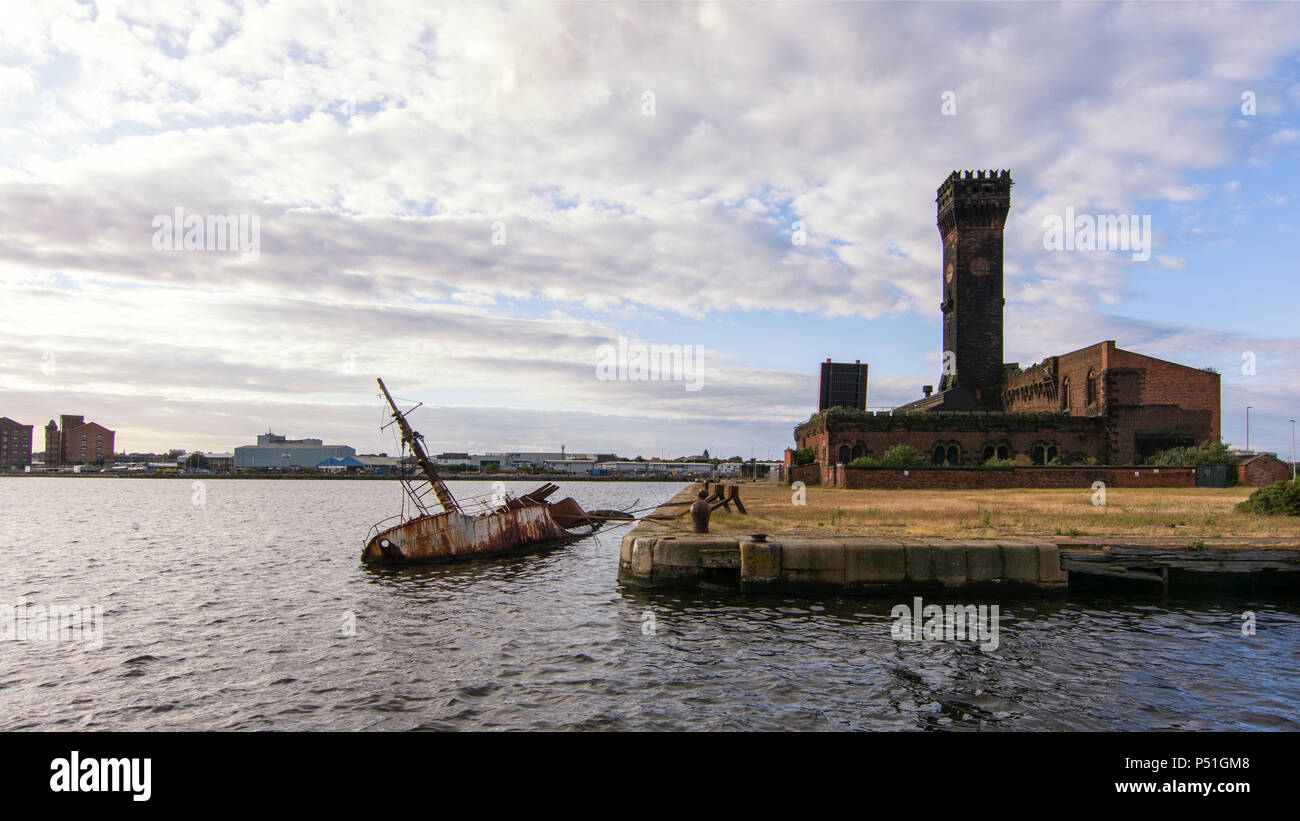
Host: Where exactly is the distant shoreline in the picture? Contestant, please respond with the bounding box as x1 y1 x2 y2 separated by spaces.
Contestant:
0 472 698 482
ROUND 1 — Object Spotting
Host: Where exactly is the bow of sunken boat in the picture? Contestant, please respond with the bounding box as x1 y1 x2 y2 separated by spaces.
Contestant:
360 378 609 565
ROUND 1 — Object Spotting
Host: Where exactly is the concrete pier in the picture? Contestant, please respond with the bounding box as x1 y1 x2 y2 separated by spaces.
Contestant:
618 514 1067 594
619 485 1300 595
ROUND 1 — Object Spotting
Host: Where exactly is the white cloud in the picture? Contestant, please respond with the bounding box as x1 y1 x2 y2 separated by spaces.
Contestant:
2 1 1298 454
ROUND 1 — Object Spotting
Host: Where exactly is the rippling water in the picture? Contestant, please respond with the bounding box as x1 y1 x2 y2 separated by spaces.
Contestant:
2 477 1298 731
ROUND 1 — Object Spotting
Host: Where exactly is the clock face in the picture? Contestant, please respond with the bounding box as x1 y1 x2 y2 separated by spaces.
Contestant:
945 263 954 283
970 257 990 277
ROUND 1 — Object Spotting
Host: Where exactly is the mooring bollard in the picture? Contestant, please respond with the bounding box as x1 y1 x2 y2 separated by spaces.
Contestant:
690 489 712 533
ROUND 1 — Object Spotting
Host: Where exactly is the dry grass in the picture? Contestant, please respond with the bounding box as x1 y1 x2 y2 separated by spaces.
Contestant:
701 483 1300 543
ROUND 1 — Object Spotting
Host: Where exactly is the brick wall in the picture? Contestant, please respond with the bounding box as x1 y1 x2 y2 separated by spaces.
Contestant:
1108 347 1220 443
788 463 823 486
1001 358 1061 412
1107 405 1216 464
795 411 1107 467
835 465 1195 490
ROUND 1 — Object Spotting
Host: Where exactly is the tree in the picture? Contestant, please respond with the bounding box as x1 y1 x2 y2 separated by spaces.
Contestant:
794 447 816 466
702 448 710 460
186 452 209 469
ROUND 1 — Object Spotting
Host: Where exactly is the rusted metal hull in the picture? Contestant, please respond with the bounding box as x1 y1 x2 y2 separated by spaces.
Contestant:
362 503 579 564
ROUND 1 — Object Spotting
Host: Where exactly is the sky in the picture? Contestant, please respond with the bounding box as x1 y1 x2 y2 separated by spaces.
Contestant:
0 0 1297 460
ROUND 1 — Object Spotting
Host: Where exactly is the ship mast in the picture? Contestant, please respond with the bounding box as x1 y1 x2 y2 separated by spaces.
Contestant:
376 378 461 514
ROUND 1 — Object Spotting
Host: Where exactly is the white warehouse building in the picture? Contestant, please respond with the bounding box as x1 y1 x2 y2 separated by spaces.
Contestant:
234 431 356 469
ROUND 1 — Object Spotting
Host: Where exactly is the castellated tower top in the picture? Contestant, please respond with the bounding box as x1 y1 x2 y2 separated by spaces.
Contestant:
937 169 1013 234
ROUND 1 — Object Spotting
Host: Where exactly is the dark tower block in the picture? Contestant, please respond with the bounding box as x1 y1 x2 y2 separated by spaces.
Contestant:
936 169 1012 410
818 359 869 411
44 420 60 467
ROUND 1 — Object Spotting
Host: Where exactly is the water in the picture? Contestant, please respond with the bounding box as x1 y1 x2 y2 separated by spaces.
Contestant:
2 477 1298 731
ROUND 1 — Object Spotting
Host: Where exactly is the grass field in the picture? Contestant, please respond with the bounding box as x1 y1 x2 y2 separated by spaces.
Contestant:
703 483 1300 542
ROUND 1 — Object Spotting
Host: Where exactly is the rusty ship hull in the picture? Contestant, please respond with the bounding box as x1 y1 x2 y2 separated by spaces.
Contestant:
361 379 617 565
363 504 580 564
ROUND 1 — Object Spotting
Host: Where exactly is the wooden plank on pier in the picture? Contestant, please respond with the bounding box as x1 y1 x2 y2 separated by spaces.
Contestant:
1061 560 1167 584
1063 546 1300 574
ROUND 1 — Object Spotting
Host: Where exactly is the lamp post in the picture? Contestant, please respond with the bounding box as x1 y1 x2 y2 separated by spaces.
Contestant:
1246 406 1252 452
1291 419 1296 481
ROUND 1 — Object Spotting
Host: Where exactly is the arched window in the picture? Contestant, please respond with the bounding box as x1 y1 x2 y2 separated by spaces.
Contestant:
1086 370 1097 405
851 445 864 460
946 445 960 465
984 443 1012 462
1046 445 1059 463
1062 377 1071 409
1032 445 1046 465
933 445 946 465
838 445 851 463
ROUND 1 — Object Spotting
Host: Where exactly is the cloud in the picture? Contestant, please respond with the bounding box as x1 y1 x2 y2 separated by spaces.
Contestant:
1 1 1298 454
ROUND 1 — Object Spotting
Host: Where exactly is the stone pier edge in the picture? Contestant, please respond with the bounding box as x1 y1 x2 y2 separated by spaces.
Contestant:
618 528 1068 594
620 484 1300 595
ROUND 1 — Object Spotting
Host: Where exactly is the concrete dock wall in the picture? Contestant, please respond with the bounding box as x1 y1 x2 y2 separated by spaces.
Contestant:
619 530 1068 594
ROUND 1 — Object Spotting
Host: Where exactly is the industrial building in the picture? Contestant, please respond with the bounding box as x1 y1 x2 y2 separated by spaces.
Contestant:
794 170 1222 470
43 414 115 466
233 431 357 469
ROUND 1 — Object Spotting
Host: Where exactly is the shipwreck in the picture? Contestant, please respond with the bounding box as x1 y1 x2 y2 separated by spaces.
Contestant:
361 378 628 564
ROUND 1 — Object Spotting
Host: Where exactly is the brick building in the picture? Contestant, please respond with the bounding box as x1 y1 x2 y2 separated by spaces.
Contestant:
1236 453 1292 487
0 417 34 470
793 170 1221 469
44 414 116 466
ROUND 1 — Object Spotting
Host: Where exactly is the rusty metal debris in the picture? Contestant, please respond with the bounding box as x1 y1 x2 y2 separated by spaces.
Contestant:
703 480 747 514
361 378 624 564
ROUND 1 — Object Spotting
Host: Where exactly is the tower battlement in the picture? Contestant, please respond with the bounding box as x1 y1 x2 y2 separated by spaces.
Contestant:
937 170 1013 234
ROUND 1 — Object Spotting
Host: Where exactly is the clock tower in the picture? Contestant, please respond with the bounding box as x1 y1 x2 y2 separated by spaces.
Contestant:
936 169 1012 409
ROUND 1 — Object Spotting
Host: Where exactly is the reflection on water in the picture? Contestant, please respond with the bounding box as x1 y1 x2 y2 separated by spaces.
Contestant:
1 477 1297 731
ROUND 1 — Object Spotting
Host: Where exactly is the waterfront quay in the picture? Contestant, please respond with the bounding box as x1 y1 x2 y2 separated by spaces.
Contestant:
619 484 1300 595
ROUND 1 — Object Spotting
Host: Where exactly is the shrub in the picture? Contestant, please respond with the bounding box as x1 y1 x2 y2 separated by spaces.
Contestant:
983 457 1018 467
880 444 925 467
793 447 816 466
1236 480 1300 516
1150 440 1236 467
849 444 926 468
